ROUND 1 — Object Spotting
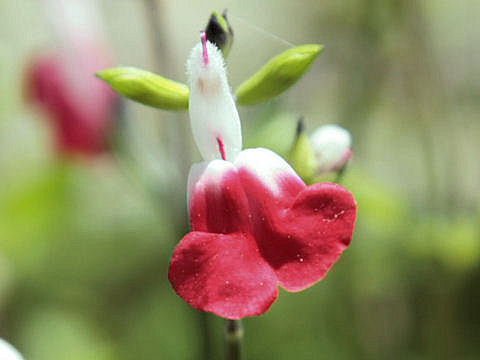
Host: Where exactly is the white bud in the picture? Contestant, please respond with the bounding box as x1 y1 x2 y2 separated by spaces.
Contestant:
309 124 352 174
0 339 24 360
186 35 242 162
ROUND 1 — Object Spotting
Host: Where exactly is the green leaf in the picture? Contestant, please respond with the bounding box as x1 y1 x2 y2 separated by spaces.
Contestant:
235 44 323 105
96 67 188 110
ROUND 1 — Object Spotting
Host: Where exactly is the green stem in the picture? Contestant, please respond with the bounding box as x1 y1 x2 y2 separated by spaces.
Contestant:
225 319 243 360
198 312 211 360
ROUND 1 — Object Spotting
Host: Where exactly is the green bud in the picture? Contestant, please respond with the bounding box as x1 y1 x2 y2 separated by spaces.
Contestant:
288 118 317 183
96 67 188 110
235 44 323 105
205 10 234 58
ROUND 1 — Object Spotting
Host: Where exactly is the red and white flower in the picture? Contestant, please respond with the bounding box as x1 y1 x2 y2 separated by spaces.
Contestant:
168 34 356 319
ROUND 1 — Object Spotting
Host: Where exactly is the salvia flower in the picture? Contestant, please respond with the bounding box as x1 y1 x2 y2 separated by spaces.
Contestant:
310 124 353 175
0 338 24 360
168 34 356 319
26 0 118 157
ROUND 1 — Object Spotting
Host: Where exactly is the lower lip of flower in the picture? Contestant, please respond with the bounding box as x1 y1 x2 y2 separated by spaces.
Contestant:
169 148 356 319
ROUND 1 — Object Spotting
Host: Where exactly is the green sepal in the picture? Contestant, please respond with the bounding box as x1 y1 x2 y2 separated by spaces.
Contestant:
96 67 188 110
288 120 316 183
235 44 323 105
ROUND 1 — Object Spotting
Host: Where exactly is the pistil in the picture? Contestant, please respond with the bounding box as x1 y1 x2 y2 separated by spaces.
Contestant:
216 137 226 160
200 31 209 66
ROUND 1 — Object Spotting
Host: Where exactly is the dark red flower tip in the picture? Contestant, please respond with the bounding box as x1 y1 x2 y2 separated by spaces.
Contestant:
26 42 118 157
169 149 356 319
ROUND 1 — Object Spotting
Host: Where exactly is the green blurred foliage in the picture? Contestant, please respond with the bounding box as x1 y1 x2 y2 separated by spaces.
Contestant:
1 1 479 360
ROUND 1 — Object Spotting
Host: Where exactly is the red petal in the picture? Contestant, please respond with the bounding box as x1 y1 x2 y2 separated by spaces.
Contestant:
168 232 278 319
188 161 251 234
274 183 356 291
238 165 356 292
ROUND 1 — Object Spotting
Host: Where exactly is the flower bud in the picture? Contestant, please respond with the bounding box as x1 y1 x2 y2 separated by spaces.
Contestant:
0 338 24 360
309 124 352 175
96 67 189 110
235 44 323 105
205 10 234 58
288 118 316 182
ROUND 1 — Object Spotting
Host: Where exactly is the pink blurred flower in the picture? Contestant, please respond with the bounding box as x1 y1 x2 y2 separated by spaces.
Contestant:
26 0 118 157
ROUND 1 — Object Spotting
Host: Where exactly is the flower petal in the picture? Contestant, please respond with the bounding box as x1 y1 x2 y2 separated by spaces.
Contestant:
187 41 242 161
234 148 304 199
187 160 251 234
168 231 278 319
234 149 356 291
275 183 356 291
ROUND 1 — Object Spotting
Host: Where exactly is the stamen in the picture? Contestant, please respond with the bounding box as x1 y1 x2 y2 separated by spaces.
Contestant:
216 137 226 160
200 31 209 66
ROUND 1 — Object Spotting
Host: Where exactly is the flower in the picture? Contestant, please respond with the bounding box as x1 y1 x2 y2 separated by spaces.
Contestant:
309 124 353 175
26 0 118 157
0 338 24 360
168 33 356 319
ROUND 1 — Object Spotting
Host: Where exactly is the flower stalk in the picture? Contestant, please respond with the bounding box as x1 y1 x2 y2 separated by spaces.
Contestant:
225 319 243 360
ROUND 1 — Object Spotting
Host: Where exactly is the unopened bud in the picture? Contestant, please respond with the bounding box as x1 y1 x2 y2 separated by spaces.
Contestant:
309 124 352 175
288 117 316 182
205 10 234 58
235 44 323 105
96 67 189 110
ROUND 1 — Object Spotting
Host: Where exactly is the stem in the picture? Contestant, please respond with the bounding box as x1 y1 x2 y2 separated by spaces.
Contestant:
197 312 211 360
225 319 243 360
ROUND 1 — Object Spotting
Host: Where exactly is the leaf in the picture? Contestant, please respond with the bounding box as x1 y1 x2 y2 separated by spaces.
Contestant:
235 44 323 105
96 67 188 110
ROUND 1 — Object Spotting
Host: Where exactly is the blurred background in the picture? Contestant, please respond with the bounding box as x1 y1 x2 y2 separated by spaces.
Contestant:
1 0 479 359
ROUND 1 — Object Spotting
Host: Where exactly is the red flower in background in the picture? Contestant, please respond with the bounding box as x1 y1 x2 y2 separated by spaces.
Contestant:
26 0 118 157
168 35 356 319
27 43 117 156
